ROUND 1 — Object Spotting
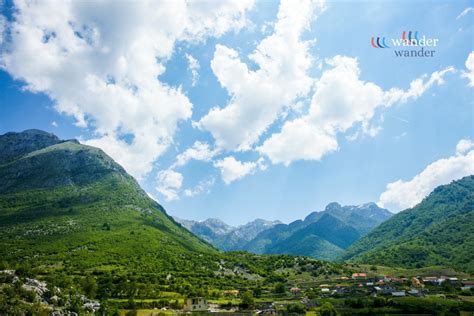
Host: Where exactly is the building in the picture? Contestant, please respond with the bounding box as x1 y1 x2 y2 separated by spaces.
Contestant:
352 273 367 279
408 289 423 297
183 297 208 312
223 289 240 296
462 281 474 289
391 291 406 297
290 287 301 295
422 277 445 285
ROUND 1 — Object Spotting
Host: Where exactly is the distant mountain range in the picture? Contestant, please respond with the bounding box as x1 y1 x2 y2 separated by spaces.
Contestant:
175 202 393 261
342 175 474 273
173 217 281 251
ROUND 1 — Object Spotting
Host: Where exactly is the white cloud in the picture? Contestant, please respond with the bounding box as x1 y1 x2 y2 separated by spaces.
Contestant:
184 177 215 197
0 0 255 179
51 121 58 127
456 7 473 20
456 138 474 155
462 51 474 87
259 56 455 165
198 0 326 151
258 118 338 165
378 140 474 212
173 140 217 168
186 53 200 86
156 169 183 201
213 156 263 184
0 14 5 45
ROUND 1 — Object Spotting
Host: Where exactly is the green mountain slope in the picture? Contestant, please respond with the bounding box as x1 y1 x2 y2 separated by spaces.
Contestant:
242 203 391 260
341 175 474 273
0 130 215 273
266 214 361 261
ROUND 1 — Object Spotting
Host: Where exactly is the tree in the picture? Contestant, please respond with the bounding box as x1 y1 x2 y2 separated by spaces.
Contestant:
82 275 98 298
253 287 262 298
319 302 337 316
274 283 286 294
287 303 306 314
240 291 254 309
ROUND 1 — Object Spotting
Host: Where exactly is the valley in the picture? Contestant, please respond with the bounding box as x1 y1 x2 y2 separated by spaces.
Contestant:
0 130 473 315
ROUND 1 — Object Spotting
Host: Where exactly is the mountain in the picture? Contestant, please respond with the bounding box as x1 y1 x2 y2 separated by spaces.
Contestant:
242 202 392 260
0 129 353 311
173 217 281 251
304 202 393 235
0 130 215 273
341 175 474 273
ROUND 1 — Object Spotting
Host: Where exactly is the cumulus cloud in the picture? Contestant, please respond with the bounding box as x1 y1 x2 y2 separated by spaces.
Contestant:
186 53 200 86
214 156 264 184
378 139 474 212
198 0 326 151
173 141 218 168
258 118 338 165
258 56 454 165
456 138 474 155
462 51 474 87
156 169 184 201
0 0 255 179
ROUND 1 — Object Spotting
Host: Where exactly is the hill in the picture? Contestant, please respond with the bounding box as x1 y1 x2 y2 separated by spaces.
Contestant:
341 175 474 273
0 129 216 274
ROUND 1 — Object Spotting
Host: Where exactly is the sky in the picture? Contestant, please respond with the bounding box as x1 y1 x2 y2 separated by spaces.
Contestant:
0 0 473 225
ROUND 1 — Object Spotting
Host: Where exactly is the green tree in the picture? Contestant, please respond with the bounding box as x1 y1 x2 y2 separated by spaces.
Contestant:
274 283 286 294
240 291 254 309
82 275 98 298
319 302 337 316
253 287 262 298
287 303 306 314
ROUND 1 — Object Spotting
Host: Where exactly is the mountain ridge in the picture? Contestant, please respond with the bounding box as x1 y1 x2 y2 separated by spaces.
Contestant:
0 129 217 273
341 175 474 272
175 201 392 260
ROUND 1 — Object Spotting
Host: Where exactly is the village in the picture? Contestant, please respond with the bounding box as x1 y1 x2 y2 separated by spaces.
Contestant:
2 267 474 315
163 271 474 314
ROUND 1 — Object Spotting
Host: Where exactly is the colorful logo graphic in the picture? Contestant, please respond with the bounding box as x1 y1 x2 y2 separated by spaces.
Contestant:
371 36 390 48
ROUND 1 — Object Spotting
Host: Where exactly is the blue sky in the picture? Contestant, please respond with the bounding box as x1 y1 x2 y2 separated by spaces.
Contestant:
0 0 473 225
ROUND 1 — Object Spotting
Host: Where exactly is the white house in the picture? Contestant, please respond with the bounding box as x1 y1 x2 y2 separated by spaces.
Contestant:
184 297 208 312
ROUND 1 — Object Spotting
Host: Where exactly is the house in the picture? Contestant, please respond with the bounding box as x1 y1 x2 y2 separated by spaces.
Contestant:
184 297 208 312
422 277 445 285
352 273 367 279
408 289 422 297
321 288 330 293
448 277 458 283
290 287 301 295
391 291 406 297
462 281 474 289
319 284 330 288
380 286 397 295
223 289 240 296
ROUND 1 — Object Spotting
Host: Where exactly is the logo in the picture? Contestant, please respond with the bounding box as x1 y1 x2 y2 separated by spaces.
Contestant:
371 31 439 57
371 37 390 48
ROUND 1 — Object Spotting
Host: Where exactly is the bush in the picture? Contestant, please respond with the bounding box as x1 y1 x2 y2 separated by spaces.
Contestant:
287 303 306 314
318 302 337 316
240 291 254 309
